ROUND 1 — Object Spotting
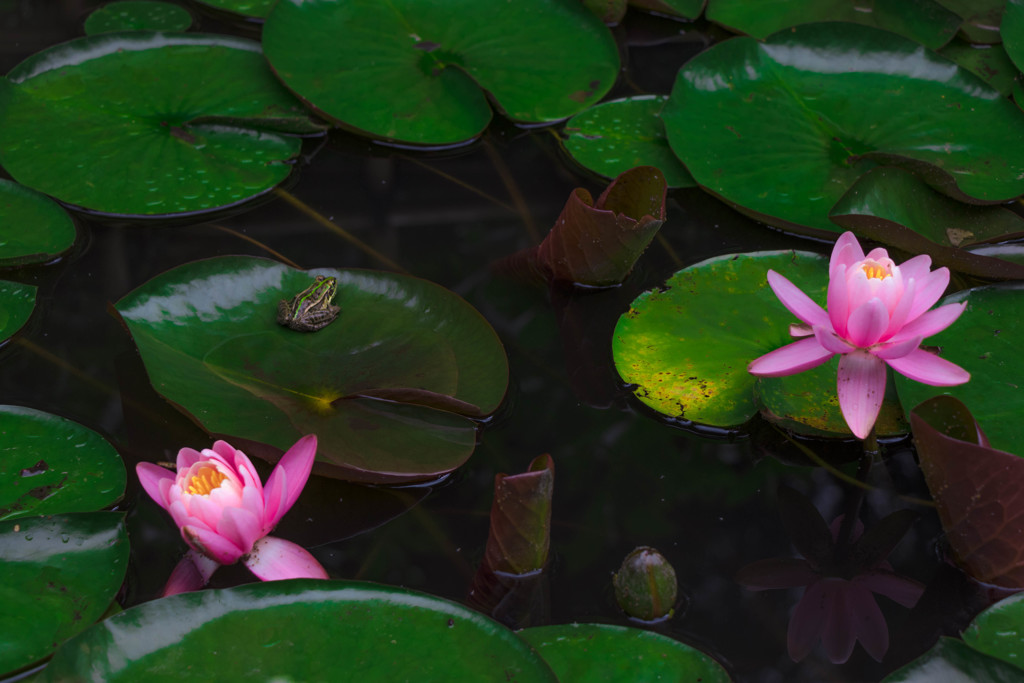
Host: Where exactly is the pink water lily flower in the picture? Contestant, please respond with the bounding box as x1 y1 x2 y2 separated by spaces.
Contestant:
137 435 327 596
748 232 969 439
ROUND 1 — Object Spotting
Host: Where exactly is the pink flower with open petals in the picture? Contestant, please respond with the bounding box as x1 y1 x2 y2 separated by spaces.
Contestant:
137 435 327 596
748 232 969 439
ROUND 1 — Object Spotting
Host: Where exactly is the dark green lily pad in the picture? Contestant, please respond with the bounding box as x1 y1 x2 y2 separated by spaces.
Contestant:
83 1 193 34
0 280 36 344
613 251 828 429
706 0 960 49
830 167 1024 280
194 0 272 20
963 592 1024 670
663 23 1024 236
0 179 76 267
937 0 1005 44
895 284 1024 455
114 256 508 483
262 0 619 146
561 96 695 188
0 406 125 522
0 512 128 676
0 32 321 218
41 580 557 681
519 623 731 682
1004 0 1024 72
882 636 1024 682
939 40 1019 97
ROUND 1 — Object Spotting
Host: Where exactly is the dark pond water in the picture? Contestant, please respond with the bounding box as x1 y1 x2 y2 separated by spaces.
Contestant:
0 2 1004 681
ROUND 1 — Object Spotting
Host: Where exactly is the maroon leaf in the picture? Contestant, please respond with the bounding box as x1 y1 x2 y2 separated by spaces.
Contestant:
481 453 554 575
911 396 1024 588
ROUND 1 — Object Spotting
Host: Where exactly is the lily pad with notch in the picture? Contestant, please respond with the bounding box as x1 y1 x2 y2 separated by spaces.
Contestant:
0 32 323 218
114 256 509 483
262 0 619 146
662 23 1024 236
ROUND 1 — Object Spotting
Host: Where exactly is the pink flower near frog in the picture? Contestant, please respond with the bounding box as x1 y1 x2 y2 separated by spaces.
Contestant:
748 232 969 438
137 435 327 596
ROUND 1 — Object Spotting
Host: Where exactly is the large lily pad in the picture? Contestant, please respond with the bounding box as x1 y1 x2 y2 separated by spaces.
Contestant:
895 284 1024 455
662 23 1024 235
882 636 1024 682
0 32 320 218
83 1 193 34
0 406 125 522
963 592 1024 670
114 256 508 483
0 281 36 345
705 0 960 48
194 0 273 20
0 512 128 676
262 0 619 146
519 623 731 682
1002 0 1024 72
40 580 557 681
561 96 695 188
0 179 77 267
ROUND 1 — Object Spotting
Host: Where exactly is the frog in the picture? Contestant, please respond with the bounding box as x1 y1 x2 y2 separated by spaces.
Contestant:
276 275 341 332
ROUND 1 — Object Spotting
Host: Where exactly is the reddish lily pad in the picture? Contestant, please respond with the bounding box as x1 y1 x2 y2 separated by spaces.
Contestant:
114 256 508 483
706 0 960 48
663 23 1024 236
262 0 619 146
41 580 557 681
0 512 128 676
911 396 1024 588
519 623 731 682
0 406 125 522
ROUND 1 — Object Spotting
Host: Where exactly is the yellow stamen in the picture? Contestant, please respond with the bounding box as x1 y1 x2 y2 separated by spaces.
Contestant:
861 260 890 280
186 465 228 496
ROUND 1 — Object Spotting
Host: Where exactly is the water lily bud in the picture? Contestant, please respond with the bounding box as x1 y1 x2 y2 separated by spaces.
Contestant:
613 546 678 621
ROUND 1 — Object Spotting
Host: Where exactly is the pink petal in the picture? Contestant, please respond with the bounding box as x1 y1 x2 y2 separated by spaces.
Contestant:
881 277 915 340
175 447 202 471
830 232 865 271
767 270 830 328
168 499 213 534
813 326 855 355
846 298 890 348
182 524 246 565
136 462 176 510
887 302 966 344
906 267 950 322
736 558 817 589
820 580 858 664
826 266 850 338
788 580 829 662
162 550 220 597
234 448 265 500
218 505 263 554
844 581 889 662
748 337 835 377
855 570 925 609
872 336 922 360
243 536 328 581
210 440 238 462
897 253 932 284
885 348 970 386
837 352 887 439
262 434 317 529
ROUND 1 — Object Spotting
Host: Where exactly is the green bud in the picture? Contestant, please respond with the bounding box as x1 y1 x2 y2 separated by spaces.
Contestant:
613 546 678 621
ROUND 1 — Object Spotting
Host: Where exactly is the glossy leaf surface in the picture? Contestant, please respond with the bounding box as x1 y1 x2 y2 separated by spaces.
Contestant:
706 0 960 48
1002 0 1024 73
613 251 828 429
562 96 695 188
83 1 193 33
882 636 1024 682
262 0 619 145
911 396 1024 587
0 281 36 345
663 23 1024 235
41 580 557 681
0 512 128 676
0 406 125 522
939 40 1019 97
895 284 1024 455
519 623 731 682
0 179 76 267
115 256 508 483
962 592 1024 670
830 167 1024 280
194 0 272 19
937 0 1004 43
0 33 317 217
